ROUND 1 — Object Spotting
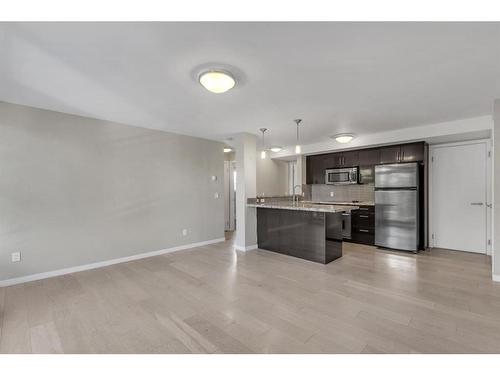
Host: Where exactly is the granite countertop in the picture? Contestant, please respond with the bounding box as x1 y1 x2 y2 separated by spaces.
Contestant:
247 201 359 213
306 200 375 206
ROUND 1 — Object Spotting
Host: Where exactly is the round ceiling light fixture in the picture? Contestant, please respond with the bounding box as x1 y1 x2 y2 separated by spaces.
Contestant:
332 133 355 144
199 70 236 94
270 146 283 153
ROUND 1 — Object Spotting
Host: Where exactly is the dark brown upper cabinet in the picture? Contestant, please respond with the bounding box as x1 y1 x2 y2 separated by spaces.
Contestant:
342 150 359 167
379 142 425 164
358 148 380 166
305 141 426 184
379 145 402 164
325 150 359 168
306 154 327 184
401 142 425 162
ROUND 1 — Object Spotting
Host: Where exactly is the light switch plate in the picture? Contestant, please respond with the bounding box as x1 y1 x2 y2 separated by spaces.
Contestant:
182 229 188 236
11 252 21 262
211 175 217 181
214 192 219 199
330 191 334 197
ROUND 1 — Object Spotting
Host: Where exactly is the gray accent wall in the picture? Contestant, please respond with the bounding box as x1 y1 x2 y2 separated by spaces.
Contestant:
494 99 500 279
311 184 375 203
0 102 225 281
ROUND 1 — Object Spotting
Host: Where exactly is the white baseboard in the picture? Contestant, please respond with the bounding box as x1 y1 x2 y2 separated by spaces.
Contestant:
0 237 226 287
234 244 258 251
493 274 500 283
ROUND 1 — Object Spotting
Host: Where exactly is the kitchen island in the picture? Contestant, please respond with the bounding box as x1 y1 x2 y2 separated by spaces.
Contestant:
247 202 358 264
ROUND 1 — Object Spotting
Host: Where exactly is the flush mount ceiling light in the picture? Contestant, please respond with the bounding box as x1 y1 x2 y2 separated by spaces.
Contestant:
332 133 355 144
270 146 283 153
199 70 236 94
223 146 233 153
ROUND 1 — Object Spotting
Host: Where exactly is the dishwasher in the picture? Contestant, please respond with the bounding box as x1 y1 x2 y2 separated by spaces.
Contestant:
341 212 351 239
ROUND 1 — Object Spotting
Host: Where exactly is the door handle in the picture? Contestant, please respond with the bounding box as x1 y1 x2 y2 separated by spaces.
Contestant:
487 203 493 208
470 202 484 206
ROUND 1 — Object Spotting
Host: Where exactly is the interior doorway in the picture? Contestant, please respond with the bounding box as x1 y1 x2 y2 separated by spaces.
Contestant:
429 140 492 254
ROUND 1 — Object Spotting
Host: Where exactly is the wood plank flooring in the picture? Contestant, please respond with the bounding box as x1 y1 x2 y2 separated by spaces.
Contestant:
1 233 500 353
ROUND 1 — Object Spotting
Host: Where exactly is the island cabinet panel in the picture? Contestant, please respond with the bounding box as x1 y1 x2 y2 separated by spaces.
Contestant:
256 208 283 254
282 211 326 263
256 208 343 264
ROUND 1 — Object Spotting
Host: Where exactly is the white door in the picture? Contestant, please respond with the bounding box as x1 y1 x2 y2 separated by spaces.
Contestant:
431 142 487 253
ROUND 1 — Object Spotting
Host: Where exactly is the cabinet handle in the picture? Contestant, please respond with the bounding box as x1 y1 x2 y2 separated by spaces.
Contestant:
402 151 405 161
359 208 369 211
359 229 369 233
397 151 400 161
360 215 369 218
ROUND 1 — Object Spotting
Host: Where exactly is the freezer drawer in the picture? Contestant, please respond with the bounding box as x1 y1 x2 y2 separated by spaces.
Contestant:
375 190 418 251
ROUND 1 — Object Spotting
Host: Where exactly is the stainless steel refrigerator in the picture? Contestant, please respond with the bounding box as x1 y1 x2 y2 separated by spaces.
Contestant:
375 162 419 252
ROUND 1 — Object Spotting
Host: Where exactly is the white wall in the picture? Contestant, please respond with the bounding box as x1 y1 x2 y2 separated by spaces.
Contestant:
256 157 288 197
235 133 257 250
273 116 492 159
0 102 225 282
493 100 500 281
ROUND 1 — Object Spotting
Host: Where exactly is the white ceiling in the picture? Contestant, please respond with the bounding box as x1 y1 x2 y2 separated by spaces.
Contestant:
1 22 499 147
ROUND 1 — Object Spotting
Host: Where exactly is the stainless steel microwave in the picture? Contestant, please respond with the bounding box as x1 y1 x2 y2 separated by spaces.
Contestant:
325 167 358 185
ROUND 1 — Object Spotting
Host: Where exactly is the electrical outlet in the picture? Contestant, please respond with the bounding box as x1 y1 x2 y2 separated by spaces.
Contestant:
182 229 188 236
11 251 21 262
330 191 334 197
214 192 219 199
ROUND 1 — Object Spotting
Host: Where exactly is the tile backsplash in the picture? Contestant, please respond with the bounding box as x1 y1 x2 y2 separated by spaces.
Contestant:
310 184 374 203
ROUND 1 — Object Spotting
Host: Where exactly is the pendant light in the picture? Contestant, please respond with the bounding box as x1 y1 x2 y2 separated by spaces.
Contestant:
259 128 268 159
294 119 302 154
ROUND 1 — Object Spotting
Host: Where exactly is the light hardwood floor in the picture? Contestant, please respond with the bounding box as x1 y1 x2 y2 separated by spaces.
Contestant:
1 233 500 353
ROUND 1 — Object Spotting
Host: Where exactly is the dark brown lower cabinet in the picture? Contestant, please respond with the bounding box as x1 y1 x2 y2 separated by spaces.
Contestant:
256 208 343 264
349 206 375 246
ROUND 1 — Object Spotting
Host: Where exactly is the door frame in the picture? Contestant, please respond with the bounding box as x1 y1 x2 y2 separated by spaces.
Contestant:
429 139 492 255
223 160 236 231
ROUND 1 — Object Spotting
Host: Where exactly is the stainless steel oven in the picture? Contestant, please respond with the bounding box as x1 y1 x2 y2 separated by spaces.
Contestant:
325 167 358 185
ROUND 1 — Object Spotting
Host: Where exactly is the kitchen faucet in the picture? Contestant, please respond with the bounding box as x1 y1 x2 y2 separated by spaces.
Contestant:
293 185 302 205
